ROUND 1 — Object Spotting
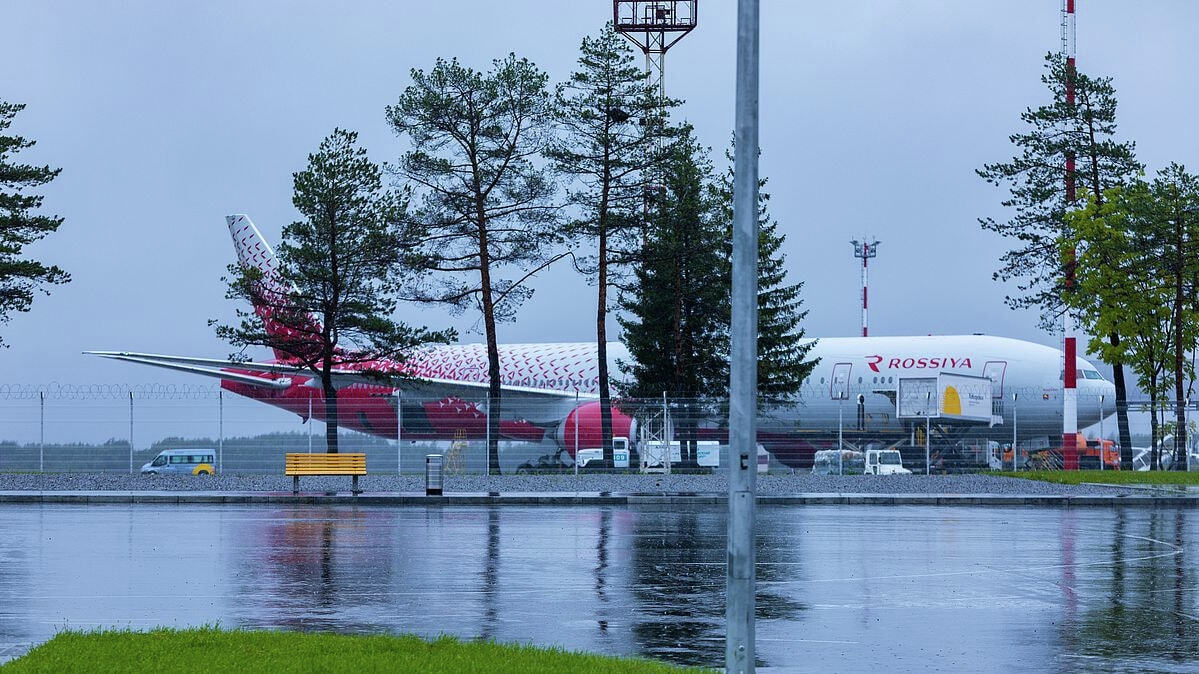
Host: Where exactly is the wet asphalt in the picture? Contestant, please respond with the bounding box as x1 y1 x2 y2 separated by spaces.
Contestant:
1 504 1196 672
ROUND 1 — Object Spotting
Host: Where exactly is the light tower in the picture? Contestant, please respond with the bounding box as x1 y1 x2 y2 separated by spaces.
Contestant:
1061 0 1079 470
613 2 698 108
851 238 879 337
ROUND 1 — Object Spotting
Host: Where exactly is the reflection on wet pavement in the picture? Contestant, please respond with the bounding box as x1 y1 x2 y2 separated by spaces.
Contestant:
0 504 1196 672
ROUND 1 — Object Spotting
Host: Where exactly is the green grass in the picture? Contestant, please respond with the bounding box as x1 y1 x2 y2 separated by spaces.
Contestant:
989 470 1199 486
0 628 709 673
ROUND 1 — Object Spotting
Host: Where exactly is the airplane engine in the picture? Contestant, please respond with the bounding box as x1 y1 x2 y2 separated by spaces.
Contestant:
555 401 635 457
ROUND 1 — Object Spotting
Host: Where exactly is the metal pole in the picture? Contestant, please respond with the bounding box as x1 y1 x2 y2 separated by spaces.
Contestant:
1099 395 1105 471
129 391 134 474
396 390 403 475
485 397 491 477
307 396 313 453
1012 393 1019 471
838 400 843 476
726 0 760 669
663 392 671 475
574 391 580 476
926 415 931 476
39 391 44 473
218 390 224 474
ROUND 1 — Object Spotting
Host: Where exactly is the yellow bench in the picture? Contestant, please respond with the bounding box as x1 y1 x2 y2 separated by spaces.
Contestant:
285 453 366 494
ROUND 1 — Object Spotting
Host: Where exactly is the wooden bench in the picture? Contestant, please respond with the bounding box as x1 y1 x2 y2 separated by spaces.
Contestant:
285 453 366 494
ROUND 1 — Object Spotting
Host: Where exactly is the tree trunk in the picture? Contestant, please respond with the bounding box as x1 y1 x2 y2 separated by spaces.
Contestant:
1150 397 1160 471
477 210 503 476
322 376 339 454
597 203 614 470
1108 334 1134 470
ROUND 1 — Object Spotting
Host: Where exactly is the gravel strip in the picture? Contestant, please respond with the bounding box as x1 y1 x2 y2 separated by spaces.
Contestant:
0 472 1146 496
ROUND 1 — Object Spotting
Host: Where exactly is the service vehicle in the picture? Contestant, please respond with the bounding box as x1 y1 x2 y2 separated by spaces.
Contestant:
141 449 217 475
811 449 865 475
864 448 911 475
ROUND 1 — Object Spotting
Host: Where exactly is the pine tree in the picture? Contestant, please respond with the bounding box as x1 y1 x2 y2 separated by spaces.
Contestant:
215 129 453 453
712 146 819 403
547 23 675 469
618 125 726 466
978 53 1141 467
388 55 562 475
0 100 68 343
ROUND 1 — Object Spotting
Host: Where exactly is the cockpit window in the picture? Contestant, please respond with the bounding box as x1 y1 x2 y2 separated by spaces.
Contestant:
1061 369 1106 381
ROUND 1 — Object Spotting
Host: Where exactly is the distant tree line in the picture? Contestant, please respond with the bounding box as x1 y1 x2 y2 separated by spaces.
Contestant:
982 53 1199 469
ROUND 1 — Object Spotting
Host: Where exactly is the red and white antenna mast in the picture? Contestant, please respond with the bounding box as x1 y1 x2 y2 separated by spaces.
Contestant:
1061 0 1079 469
851 238 879 337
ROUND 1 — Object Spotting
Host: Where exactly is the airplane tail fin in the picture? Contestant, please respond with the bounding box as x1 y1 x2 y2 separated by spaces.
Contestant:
225 215 320 361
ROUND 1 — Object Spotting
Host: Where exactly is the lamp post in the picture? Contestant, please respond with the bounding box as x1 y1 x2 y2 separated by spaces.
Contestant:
1098 394 1105 471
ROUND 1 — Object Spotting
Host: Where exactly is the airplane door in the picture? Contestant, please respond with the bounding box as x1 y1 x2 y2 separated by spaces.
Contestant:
830 363 851 400
983 361 1007 399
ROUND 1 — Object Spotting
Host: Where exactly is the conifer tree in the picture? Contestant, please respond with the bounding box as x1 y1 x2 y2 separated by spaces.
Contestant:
0 100 68 343
712 146 818 403
548 23 675 469
388 55 561 475
216 129 453 453
618 125 726 466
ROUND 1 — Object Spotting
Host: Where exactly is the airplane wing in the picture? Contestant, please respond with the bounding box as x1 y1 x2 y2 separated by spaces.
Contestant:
85 351 587 399
88 352 292 390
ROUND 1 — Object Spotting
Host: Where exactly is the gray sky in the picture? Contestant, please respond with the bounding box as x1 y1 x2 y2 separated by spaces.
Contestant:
2 0 1197 387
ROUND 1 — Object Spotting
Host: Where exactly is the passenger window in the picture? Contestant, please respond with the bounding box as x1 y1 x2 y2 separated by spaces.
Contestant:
169 455 184 464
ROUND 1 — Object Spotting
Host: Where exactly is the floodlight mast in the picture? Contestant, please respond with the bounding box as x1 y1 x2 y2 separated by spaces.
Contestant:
1060 0 1079 470
851 239 879 337
613 1 698 109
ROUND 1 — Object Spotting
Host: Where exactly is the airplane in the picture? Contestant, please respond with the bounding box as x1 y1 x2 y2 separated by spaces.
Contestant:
89 215 1116 473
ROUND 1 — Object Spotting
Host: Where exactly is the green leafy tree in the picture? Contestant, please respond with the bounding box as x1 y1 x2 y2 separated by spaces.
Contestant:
618 125 726 467
0 100 68 343
978 53 1141 464
387 55 561 475
547 23 675 469
1067 191 1173 468
712 145 819 403
216 129 453 453
1130 166 1199 467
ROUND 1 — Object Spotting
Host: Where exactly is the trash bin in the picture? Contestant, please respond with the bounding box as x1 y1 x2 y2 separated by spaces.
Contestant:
425 454 443 496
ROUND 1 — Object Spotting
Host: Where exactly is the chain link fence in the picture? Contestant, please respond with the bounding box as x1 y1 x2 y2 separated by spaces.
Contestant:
0 384 1187 474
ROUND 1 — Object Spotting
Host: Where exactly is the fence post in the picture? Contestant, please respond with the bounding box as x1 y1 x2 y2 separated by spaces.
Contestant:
39 391 45 473
1012 393 1019 471
218 390 224 474
129 391 134 474
395 390 403 475
307 396 313 453
925 391 932 475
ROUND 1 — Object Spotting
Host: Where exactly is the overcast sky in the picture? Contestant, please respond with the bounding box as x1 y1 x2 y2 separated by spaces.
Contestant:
2 0 1197 388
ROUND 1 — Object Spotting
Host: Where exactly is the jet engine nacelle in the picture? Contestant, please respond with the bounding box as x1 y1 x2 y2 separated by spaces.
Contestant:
556 401 635 456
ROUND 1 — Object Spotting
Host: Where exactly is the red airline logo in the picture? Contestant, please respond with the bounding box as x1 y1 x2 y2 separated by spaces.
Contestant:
866 355 973 373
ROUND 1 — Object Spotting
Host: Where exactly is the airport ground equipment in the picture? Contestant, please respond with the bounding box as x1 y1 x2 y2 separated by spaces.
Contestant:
285 453 366 494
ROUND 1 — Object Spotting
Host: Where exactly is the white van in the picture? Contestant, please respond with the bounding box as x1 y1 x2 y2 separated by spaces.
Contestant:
141 449 217 475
